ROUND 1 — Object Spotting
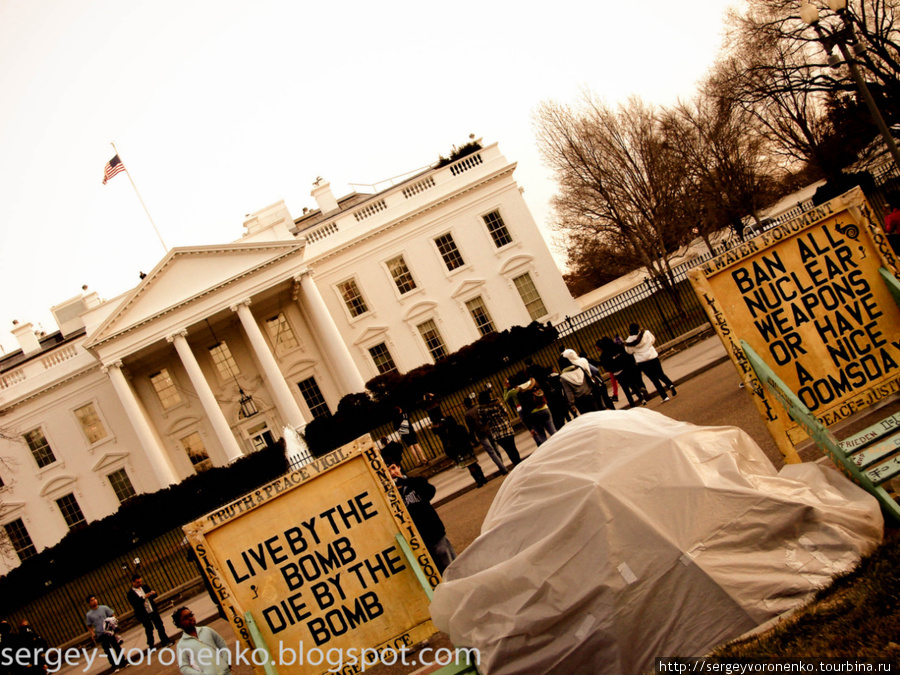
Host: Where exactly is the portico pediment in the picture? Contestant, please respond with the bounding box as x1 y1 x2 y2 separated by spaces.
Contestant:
85 241 306 349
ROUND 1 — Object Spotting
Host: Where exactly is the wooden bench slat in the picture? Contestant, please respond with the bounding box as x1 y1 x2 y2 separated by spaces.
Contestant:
864 454 900 485
848 430 900 469
839 412 900 453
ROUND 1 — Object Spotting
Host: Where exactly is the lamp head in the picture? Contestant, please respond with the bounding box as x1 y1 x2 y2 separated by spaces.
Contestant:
800 2 820 24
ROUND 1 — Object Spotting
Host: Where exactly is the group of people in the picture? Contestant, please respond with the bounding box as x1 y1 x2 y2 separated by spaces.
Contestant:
377 323 678 579
0 618 48 675
77 579 234 675
82 574 174 668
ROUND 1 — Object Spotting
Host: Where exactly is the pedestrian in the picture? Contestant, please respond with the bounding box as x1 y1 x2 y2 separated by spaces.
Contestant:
1 620 28 675
558 356 598 414
387 461 457 573
17 619 48 674
393 406 428 467
514 371 557 445
434 415 487 488
478 390 522 466
560 348 614 410
885 194 900 254
525 357 572 429
596 336 647 406
464 393 507 475
624 323 676 401
126 574 173 652
172 607 231 675
380 440 405 468
84 595 122 666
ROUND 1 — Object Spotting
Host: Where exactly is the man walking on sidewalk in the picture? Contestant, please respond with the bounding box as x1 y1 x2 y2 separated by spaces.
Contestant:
126 574 172 653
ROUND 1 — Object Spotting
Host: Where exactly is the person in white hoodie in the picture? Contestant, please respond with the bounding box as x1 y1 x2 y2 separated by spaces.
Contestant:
624 323 676 401
558 356 598 414
560 348 613 410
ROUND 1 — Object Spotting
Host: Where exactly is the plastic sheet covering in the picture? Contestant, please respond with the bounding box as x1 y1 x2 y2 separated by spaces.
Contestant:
430 410 883 675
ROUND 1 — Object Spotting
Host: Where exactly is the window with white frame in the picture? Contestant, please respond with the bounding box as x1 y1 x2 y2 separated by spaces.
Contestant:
181 432 212 473
465 296 496 336
386 255 417 294
74 403 108 445
482 210 513 248
434 233 465 271
337 279 369 317
23 428 56 469
3 518 36 561
56 493 86 530
368 342 398 375
150 369 182 410
297 377 330 419
417 319 448 361
265 313 299 355
513 273 548 320
108 468 136 504
209 342 240 380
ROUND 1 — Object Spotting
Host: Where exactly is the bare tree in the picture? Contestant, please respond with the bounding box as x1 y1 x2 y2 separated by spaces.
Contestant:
661 92 783 251
535 95 695 295
712 25 866 180
717 0 900 177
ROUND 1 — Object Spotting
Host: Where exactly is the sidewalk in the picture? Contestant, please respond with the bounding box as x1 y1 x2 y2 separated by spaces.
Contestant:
54 336 729 675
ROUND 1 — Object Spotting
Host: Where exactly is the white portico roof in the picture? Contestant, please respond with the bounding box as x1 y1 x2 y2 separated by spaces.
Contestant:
84 241 307 356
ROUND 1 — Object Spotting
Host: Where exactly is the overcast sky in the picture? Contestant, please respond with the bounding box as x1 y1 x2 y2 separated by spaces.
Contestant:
0 0 740 355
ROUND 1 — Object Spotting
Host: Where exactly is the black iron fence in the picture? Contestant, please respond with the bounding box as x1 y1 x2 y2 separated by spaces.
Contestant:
3 527 196 648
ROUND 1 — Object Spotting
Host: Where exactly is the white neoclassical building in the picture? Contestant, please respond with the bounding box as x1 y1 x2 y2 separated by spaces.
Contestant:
0 141 578 573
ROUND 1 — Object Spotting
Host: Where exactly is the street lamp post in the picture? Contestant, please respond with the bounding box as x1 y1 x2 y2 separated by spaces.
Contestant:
800 0 900 169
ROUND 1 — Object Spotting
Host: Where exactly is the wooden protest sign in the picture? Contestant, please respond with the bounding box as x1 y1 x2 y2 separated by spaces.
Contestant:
183 435 441 675
688 188 900 463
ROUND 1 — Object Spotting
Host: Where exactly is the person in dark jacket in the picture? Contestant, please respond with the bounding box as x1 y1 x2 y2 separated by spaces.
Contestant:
596 336 647 406
434 415 487 488
126 574 173 651
387 462 456 573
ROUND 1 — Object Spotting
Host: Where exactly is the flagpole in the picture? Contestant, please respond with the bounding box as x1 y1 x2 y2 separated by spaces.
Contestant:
110 142 168 254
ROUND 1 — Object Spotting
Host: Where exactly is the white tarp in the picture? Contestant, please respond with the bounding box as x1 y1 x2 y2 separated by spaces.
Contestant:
430 410 883 675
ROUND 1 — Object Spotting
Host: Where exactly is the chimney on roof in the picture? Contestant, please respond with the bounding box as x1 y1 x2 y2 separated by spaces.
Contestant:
12 322 42 355
311 178 339 215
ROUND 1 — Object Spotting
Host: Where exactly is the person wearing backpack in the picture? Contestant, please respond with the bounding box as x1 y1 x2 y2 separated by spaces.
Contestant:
526 357 572 430
516 372 557 446
558 356 598 414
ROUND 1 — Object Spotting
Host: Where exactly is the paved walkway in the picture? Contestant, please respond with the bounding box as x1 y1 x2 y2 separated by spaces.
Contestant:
54 336 730 675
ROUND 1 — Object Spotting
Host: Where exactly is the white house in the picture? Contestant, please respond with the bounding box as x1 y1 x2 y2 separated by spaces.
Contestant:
0 141 578 573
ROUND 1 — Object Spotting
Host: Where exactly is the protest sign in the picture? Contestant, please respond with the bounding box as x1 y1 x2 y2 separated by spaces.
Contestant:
688 188 900 462
183 435 440 674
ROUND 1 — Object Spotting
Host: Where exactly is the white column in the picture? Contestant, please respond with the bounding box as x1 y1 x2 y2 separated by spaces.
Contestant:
104 362 178 487
168 330 244 464
232 300 307 429
295 269 366 393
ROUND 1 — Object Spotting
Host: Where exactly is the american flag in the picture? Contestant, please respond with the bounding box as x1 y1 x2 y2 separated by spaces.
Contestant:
102 154 126 184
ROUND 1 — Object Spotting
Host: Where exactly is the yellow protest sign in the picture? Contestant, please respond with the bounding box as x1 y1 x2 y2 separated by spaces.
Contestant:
183 435 440 674
688 188 900 461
